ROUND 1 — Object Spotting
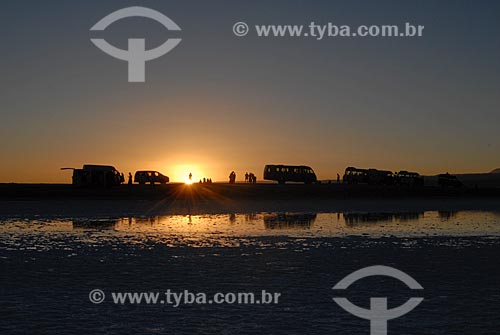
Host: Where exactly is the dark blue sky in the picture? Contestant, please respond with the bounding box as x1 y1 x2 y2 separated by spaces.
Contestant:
1 0 499 182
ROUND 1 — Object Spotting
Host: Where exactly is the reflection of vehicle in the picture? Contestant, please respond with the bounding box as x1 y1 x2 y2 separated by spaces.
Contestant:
438 211 458 220
134 171 169 184
62 164 123 188
343 167 394 186
263 165 317 184
72 218 118 230
263 213 317 229
437 173 462 188
343 212 423 226
394 171 424 187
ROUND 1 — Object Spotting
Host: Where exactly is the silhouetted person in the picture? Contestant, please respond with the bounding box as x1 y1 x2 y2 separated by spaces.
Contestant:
245 172 249 183
128 172 132 185
337 173 340 184
229 171 236 184
189 172 192 181
248 172 256 184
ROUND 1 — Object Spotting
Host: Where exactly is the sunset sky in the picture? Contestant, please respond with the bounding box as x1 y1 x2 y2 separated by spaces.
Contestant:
1 0 499 183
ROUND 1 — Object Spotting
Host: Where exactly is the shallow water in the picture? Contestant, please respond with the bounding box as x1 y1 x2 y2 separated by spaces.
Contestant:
1 211 500 334
0 211 500 242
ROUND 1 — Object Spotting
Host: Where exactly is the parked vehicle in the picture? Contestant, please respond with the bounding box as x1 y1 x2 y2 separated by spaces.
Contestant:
134 171 169 184
263 165 317 184
394 171 424 187
437 173 462 188
342 167 369 184
62 164 123 188
343 167 394 186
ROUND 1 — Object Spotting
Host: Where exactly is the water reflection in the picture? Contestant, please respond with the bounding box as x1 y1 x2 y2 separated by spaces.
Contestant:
438 211 458 221
343 212 423 226
263 213 317 230
1 211 499 244
245 214 258 222
72 218 118 230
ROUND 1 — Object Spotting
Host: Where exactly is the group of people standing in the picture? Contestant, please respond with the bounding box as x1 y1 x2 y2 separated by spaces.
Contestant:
228 171 257 183
199 178 213 184
245 172 257 183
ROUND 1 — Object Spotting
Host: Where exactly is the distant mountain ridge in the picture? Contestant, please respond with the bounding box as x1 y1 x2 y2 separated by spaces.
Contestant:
491 168 500 174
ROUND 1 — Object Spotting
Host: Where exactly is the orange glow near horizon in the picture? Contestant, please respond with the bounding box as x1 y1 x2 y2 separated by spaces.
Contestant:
2 4 500 186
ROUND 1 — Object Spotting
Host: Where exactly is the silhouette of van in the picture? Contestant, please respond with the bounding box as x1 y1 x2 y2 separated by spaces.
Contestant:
134 171 169 184
62 164 123 188
437 173 462 188
263 165 317 184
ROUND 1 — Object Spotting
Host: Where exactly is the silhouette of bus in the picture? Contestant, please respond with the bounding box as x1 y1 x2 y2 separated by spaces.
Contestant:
343 167 394 186
263 165 317 184
134 171 169 184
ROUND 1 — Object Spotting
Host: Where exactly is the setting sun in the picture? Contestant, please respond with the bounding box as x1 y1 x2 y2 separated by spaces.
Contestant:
170 164 206 184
